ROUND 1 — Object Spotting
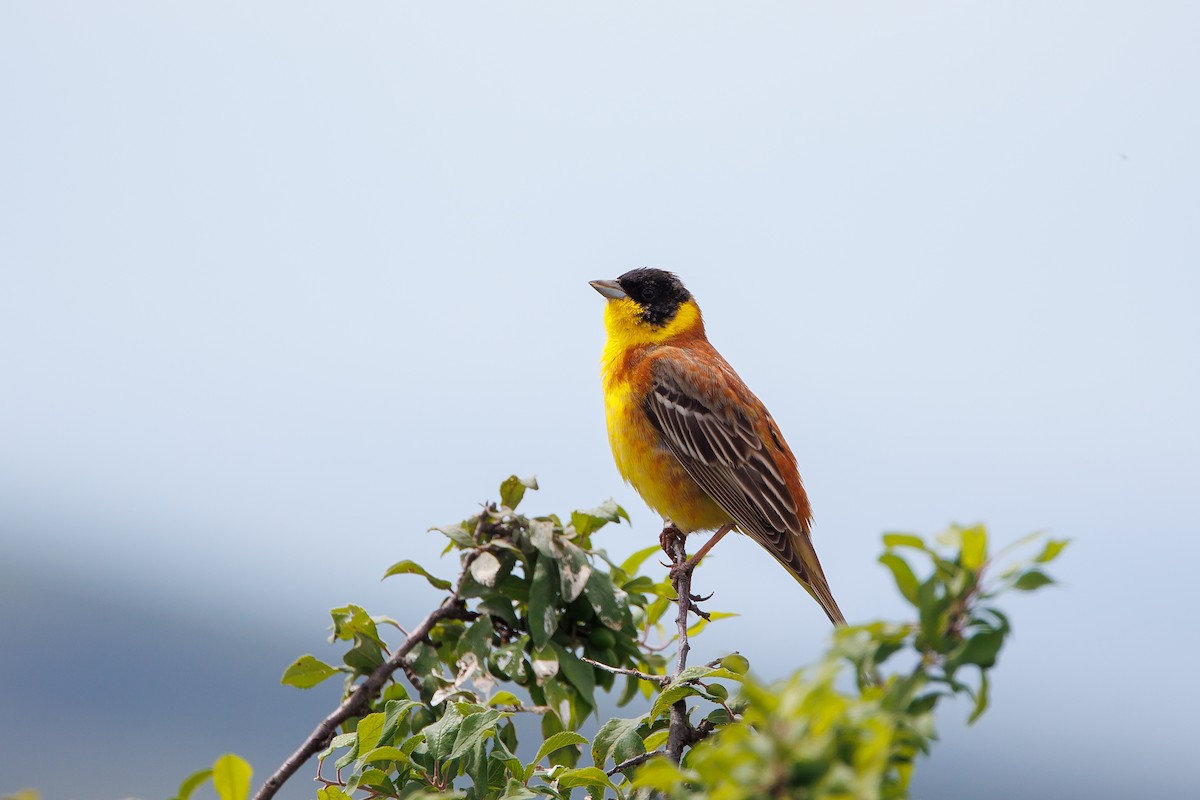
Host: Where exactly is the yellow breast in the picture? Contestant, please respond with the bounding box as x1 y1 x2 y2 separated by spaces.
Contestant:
600 342 731 534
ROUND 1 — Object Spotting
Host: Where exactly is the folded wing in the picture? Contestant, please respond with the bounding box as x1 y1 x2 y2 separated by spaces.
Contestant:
644 353 846 625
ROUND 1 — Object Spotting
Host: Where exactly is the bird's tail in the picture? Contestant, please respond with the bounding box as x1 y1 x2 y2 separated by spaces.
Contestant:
779 532 846 626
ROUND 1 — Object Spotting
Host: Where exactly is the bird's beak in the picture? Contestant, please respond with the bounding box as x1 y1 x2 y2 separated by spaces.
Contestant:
589 279 627 300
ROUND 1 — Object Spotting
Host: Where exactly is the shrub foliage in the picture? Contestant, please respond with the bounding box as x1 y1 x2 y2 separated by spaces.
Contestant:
172 476 1065 800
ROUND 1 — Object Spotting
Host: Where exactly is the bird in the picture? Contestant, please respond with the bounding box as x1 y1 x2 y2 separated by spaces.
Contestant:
590 268 846 626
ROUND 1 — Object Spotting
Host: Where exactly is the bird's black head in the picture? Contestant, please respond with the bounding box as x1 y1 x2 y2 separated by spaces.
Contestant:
615 268 692 327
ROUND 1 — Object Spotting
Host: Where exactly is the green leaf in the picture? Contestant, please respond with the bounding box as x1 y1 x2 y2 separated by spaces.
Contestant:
631 758 685 791
960 525 988 571
211 754 252 800
672 665 719 684
355 712 386 753
329 605 388 647
343 636 385 674
400 732 425 758
557 540 593 602
469 735 488 796
280 655 339 689
447 709 504 761
936 526 964 549
333 747 363 779
432 523 475 548
172 768 213 800
1012 570 1055 591
1034 538 1070 563
479 595 519 628
355 769 396 794
457 616 496 665
705 707 732 726
488 691 524 708
571 500 629 537
381 559 452 590
650 683 701 721
500 474 538 510
883 533 928 551
499 780 541 799
317 787 354 800
379 699 422 744
550 643 596 708
556 766 617 792
491 735 525 784
528 556 560 647
543 677 578 729
531 644 560 684
619 544 662 577
958 630 1005 669
879 553 920 605
424 705 465 761
720 653 750 675
968 671 991 724
528 731 589 779
642 729 669 751
358 746 411 767
592 715 646 770
529 518 560 558
318 731 357 766
583 570 628 630
469 551 504 587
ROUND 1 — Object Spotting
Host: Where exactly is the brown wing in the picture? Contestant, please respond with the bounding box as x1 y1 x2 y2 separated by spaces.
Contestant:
644 351 846 625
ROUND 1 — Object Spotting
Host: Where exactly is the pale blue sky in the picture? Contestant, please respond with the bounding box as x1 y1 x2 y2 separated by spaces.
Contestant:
2 3 1197 798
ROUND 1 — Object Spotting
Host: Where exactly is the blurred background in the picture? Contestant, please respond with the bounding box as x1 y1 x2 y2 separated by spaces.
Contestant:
2 2 1197 798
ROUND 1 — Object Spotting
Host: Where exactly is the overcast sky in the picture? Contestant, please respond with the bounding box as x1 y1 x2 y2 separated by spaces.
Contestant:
2 3 1197 798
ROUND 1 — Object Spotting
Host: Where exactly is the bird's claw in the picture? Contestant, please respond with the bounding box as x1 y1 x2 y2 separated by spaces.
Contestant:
667 560 695 582
658 525 684 553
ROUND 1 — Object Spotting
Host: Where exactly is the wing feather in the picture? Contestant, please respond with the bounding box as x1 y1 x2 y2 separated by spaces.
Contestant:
644 353 846 625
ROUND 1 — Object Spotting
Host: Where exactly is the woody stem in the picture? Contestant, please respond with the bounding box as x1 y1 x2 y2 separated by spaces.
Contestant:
665 527 695 764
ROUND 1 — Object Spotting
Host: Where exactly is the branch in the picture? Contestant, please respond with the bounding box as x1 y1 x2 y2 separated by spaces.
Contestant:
663 528 696 764
581 657 669 686
607 718 718 777
253 597 474 800
608 749 665 776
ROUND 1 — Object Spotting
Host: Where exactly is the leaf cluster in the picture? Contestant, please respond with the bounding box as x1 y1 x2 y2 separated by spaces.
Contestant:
279 477 719 799
632 524 1068 799
170 482 1065 800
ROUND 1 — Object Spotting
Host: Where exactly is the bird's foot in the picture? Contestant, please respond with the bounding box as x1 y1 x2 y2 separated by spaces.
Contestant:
668 560 710 590
666 583 712 619
659 525 685 553
686 596 712 621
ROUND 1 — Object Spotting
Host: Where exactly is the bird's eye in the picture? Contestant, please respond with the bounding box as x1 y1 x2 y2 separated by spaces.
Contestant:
641 285 658 302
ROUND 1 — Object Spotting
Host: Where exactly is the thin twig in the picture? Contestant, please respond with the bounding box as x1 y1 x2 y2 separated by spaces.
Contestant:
664 528 697 764
581 657 669 686
706 653 737 669
607 749 665 776
254 553 483 800
399 660 425 693
253 598 473 800
489 703 554 714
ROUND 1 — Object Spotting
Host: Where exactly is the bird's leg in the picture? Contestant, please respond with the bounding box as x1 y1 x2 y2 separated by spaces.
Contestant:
665 524 733 618
682 524 735 573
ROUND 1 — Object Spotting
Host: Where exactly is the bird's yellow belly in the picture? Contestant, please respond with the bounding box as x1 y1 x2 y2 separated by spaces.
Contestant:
604 378 732 533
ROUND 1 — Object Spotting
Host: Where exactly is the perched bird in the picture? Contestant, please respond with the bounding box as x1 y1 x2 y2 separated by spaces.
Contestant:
590 268 845 626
